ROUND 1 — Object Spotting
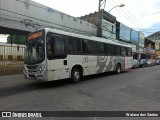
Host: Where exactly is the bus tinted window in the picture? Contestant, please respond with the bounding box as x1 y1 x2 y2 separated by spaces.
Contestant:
125 47 132 57
46 33 66 59
127 48 132 56
68 37 82 54
68 37 76 53
105 43 108 55
75 38 82 54
54 37 65 54
83 40 95 54
108 44 115 55
125 48 129 56
95 42 105 54
115 45 121 56
121 47 125 56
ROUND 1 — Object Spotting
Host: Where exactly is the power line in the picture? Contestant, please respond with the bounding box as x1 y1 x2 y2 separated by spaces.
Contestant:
106 0 140 29
117 0 145 28
109 0 142 29
143 11 160 16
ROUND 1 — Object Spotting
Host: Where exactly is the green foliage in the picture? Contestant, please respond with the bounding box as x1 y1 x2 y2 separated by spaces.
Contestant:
7 35 27 45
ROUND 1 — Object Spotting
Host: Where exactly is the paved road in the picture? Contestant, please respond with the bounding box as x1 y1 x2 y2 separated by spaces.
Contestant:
0 66 160 120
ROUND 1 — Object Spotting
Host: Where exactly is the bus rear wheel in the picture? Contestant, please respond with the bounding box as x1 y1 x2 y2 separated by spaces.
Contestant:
115 64 121 74
71 68 81 83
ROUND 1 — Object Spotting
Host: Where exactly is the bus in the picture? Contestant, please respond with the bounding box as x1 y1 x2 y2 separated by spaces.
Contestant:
23 28 133 82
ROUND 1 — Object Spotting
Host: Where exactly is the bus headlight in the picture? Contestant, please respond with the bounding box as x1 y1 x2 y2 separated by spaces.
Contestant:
24 66 28 73
37 64 46 73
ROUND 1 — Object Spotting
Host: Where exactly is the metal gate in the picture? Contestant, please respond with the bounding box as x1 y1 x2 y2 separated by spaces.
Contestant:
0 44 25 76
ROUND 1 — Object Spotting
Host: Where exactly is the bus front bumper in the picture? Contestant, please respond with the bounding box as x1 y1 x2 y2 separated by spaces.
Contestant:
23 70 47 81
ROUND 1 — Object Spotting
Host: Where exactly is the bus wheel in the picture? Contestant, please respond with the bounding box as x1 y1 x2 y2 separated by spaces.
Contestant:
71 68 81 83
115 64 121 74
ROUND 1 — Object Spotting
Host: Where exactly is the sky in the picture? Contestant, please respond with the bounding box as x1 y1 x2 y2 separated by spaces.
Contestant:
0 0 160 42
31 0 160 33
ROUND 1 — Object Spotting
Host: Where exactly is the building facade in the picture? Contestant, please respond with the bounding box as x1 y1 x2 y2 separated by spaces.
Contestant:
146 31 160 50
80 9 116 40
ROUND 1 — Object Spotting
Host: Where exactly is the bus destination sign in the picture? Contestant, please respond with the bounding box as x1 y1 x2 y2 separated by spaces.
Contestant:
28 32 43 40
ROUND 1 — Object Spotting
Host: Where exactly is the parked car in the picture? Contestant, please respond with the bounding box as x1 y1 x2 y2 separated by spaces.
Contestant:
146 59 152 67
152 59 157 66
139 59 147 67
132 59 140 68
156 59 160 65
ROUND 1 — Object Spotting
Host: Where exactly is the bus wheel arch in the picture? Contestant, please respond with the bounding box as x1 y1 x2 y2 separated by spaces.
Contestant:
71 65 83 83
115 63 121 74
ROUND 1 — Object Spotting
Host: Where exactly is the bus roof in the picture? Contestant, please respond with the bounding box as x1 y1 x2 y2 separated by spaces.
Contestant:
41 28 132 48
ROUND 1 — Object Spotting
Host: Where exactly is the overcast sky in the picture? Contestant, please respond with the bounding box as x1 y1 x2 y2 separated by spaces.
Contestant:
0 0 160 42
32 0 160 34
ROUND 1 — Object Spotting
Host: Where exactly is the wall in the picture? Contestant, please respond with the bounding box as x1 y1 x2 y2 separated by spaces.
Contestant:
0 0 97 36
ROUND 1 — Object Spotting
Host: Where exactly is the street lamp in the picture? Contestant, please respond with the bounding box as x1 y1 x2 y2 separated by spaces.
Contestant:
108 4 125 13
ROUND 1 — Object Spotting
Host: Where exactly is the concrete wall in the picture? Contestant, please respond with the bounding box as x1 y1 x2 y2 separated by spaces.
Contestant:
0 0 97 36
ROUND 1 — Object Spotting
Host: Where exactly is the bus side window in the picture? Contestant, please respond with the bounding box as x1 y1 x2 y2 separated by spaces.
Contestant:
95 42 105 55
125 47 129 56
115 46 121 56
67 37 82 54
68 37 76 54
121 47 125 56
75 38 82 54
108 44 112 55
46 33 66 59
83 40 95 54
128 48 132 56
46 37 54 59
54 37 65 54
105 43 108 55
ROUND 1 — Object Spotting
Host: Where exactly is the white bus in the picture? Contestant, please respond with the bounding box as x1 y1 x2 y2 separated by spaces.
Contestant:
23 28 133 82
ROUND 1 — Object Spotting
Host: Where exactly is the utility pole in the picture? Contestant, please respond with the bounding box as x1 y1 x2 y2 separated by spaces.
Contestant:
98 0 106 12
97 0 106 37
98 0 101 12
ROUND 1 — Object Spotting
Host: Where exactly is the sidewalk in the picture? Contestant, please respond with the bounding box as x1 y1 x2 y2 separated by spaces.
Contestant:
0 74 31 86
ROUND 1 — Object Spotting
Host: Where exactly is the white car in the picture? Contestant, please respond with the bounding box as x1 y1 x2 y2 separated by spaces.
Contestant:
152 60 157 66
156 59 160 65
139 59 147 67
132 59 140 68
147 59 153 67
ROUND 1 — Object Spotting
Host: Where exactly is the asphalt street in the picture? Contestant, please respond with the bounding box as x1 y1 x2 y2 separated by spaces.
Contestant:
0 65 160 120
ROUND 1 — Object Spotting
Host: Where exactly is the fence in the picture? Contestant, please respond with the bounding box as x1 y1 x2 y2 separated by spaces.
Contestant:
0 44 25 76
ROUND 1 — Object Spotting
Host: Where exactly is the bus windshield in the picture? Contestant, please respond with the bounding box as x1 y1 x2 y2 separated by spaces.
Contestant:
24 31 45 65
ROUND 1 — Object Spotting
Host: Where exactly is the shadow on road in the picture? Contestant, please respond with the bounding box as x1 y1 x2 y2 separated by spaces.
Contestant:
0 71 130 98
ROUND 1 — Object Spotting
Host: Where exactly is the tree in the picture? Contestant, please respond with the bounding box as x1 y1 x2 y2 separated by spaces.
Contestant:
7 35 27 45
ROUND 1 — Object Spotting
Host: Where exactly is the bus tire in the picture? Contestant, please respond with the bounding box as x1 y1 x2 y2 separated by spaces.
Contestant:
115 64 121 74
71 68 81 83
